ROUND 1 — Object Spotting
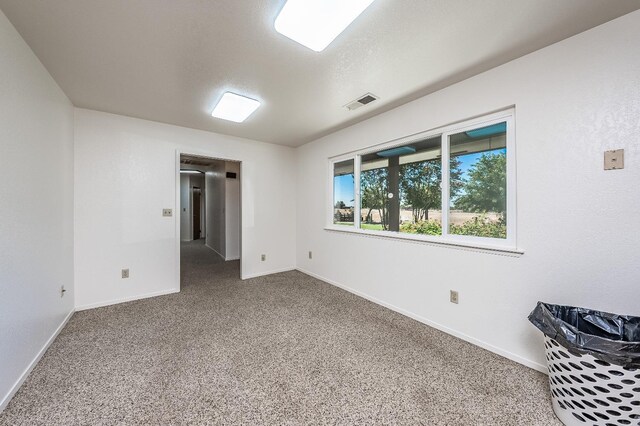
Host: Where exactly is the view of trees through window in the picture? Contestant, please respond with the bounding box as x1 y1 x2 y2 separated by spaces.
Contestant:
449 122 507 238
333 120 509 240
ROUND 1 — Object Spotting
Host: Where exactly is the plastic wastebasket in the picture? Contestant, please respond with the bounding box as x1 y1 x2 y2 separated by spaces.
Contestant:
529 302 640 426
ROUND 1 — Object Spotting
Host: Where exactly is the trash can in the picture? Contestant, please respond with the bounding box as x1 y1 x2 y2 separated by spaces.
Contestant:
528 302 640 426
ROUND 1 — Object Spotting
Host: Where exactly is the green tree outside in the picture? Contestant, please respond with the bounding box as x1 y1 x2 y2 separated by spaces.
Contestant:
400 157 463 222
360 168 388 229
454 152 507 217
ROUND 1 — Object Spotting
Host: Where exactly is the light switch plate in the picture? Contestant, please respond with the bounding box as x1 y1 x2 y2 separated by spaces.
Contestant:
604 149 624 170
163 208 173 217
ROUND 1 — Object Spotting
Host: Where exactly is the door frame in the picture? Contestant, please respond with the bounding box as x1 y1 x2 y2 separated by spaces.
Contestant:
175 149 243 290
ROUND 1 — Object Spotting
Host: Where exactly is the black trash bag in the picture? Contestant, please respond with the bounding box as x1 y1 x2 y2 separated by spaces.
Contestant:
528 301 640 368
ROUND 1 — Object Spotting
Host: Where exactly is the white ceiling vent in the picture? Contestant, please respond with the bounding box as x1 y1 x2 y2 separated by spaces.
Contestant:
344 93 378 111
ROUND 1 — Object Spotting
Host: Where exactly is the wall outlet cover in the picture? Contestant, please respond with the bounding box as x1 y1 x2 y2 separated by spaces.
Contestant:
163 208 173 217
450 290 459 304
122 268 130 278
604 149 624 170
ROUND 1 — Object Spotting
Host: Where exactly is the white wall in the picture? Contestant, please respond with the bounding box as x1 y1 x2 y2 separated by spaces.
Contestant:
74 109 296 309
200 159 240 260
296 11 640 372
0 9 74 410
179 174 191 241
225 162 241 261
205 160 226 257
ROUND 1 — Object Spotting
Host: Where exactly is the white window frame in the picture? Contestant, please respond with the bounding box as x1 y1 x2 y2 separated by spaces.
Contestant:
328 154 360 228
326 108 519 254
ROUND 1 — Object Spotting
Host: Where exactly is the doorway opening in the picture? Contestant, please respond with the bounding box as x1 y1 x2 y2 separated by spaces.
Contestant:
179 153 241 287
192 186 202 240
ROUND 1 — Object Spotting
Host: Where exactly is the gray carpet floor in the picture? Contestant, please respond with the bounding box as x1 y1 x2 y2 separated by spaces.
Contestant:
0 240 560 425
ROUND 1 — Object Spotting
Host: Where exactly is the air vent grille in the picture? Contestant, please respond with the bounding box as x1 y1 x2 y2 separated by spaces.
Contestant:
358 94 376 105
344 93 378 111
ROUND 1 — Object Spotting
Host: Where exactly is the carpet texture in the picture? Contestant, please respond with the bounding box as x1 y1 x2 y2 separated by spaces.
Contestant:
0 241 560 425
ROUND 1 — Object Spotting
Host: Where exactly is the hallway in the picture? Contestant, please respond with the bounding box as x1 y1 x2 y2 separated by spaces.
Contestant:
180 240 233 289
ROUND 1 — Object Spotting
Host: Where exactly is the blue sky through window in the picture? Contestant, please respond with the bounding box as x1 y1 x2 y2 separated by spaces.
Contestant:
456 147 506 180
334 174 354 207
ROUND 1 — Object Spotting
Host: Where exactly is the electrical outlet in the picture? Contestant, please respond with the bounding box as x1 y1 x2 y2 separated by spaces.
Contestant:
60 285 66 298
162 208 173 217
308 251 313 259
261 254 266 261
122 268 130 279
450 290 459 304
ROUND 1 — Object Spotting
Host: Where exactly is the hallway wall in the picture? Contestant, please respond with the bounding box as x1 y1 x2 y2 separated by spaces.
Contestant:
205 161 226 258
225 162 241 261
179 175 191 241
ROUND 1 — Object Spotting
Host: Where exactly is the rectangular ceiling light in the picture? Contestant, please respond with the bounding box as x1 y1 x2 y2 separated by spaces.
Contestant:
274 0 376 52
180 170 203 174
211 92 261 123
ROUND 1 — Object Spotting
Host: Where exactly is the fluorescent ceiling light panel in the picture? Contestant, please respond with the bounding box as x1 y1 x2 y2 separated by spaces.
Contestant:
211 92 261 123
274 0 376 52
180 170 203 174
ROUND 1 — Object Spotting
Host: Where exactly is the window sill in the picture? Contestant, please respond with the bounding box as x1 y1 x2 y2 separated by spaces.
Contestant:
324 226 524 256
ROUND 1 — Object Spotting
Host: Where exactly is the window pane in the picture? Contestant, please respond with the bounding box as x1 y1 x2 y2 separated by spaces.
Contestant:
398 136 442 235
449 122 507 239
333 159 354 226
359 136 441 234
359 154 388 231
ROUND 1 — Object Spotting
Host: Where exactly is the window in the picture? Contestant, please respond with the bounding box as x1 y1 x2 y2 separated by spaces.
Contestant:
448 122 507 239
328 110 516 250
333 159 355 226
360 136 441 234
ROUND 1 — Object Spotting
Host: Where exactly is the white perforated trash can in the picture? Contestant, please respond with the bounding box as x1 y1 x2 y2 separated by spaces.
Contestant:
544 336 640 426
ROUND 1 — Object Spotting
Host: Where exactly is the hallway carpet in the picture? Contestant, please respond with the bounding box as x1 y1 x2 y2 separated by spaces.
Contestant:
0 241 560 425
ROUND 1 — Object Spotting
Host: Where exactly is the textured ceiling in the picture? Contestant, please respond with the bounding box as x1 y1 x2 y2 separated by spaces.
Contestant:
1 0 639 147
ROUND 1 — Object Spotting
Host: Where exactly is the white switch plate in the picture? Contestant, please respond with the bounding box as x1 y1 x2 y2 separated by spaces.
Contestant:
604 149 624 170
163 208 173 217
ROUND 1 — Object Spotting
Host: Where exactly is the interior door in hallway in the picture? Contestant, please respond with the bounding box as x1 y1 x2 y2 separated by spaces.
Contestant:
193 187 201 240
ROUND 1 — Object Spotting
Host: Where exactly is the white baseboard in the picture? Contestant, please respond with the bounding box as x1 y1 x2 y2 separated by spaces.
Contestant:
0 308 75 412
204 243 226 260
296 267 547 374
241 267 295 280
75 288 179 311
